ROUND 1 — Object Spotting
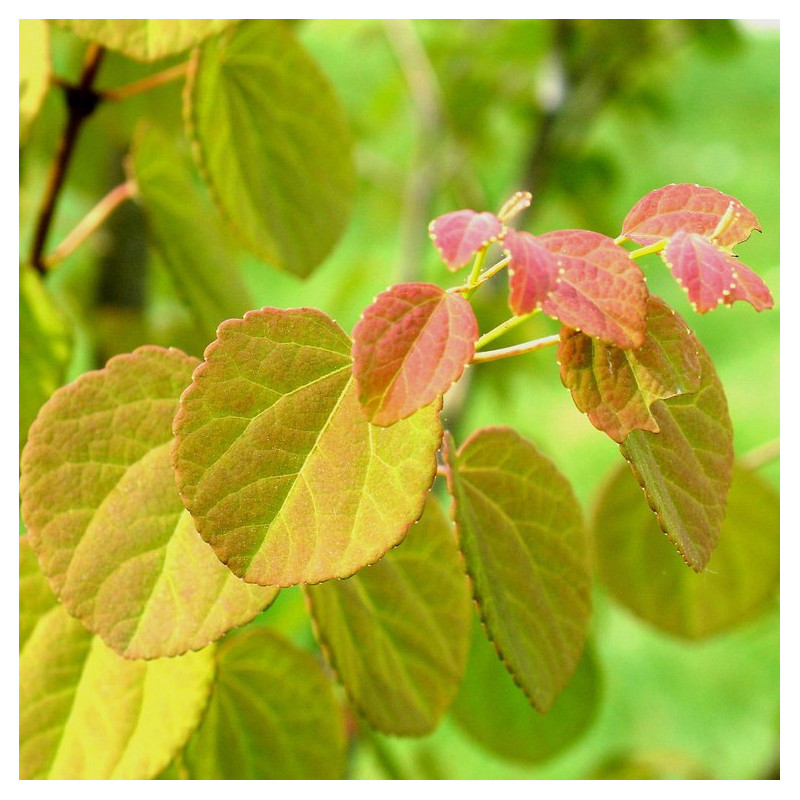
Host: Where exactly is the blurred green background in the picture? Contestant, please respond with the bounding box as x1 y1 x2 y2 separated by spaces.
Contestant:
21 20 779 779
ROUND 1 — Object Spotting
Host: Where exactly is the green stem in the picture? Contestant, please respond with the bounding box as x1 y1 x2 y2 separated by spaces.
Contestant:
448 254 511 298
629 238 669 260
466 248 488 291
472 333 560 364
100 62 189 102
474 311 536 350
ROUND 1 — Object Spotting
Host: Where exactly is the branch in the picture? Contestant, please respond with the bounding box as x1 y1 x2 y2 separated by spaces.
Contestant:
100 62 189 102
472 334 560 364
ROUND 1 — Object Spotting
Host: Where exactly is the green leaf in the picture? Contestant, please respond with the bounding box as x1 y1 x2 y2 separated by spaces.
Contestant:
19 19 50 142
54 19 235 61
444 427 591 713
180 627 347 779
620 339 733 572
185 20 355 277
20 538 215 780
19 265 72 455
19 346 277 659
592 462 779 638
558 296 701 443
306 494 472 736
451 617 601 764
130 123 254 345
19 536 58 652
173 307 443 587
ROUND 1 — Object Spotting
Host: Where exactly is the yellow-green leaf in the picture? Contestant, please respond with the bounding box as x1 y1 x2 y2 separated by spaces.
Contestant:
306 494 472 736
20 346 277 659
19 19 50 142
173 308 443 588
19 539 215 780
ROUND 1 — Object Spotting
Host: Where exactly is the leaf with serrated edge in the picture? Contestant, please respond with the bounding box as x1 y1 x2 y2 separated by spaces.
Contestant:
503 229 557 315
306 494 472 736
621 183 761 249
19 346 276 659
662 230 774 313
19 538 215 779
444 428 591 713
352 282 478 426
593 462 779 638
173 307 443 588
538 229 648 349
185 21 355 277
181 628 347 779
428 209 504 270
559 296 701 443
620 341 733 572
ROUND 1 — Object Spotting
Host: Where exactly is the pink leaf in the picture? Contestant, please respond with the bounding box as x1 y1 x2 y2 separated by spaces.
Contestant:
428 210 504 271
538 230 648 349
662 230 774 313
621 183 761 249
503 229 558 315
352 282 479 426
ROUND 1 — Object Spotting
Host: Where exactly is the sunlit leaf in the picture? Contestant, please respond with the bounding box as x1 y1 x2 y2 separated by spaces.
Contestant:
593 462 779 638
352 282 478 426
662 230 774 313
306 494 472 736
428 209 504 270
173 308 443 588
19 347 276 659
180 628 347 779
538 229 648 349
54 19 235 61
620 341 733 571
19 19 50 142
451 617 601 764
621 183 761 249
558 296 701 442
503 229 557 315
186 20 355 277
20 538 215 779
19 536 58 652
444 428 591 713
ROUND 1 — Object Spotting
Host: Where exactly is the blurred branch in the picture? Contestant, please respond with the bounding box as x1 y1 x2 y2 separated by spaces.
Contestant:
739 439 780 471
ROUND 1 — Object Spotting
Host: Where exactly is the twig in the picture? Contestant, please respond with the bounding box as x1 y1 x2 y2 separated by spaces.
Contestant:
739 439 780 471
100 62 189 102
472 333 560 364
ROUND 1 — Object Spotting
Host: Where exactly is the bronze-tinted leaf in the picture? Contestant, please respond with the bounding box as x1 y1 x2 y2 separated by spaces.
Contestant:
503 229 557 315
428 209 504 270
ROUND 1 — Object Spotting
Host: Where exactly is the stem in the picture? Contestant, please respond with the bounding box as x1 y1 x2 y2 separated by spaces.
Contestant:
739 438 780 471
28 43 105 275
448 254 511 297
472 333 560 364
466 248 488 291
629 238 669 260
43 179 136 270
100 62 189 102
474 311 535 350
710 201 736 242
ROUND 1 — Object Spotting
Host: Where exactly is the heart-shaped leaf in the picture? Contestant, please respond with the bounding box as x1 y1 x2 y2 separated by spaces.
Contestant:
558 296 702 442
185 20 355 277
538 229 648 349
306 494 472 736
19 346 277 659
662 230 774 313
352 282 478 426
621 183 761 249
173 307 443 588
444 428 591 713
503 229 558 315
428 209 504 270
620 340 733 571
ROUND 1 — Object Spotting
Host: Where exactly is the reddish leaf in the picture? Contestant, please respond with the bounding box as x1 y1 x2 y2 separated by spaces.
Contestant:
662 230 774 313
352 282 479 426
538 230 648 349
503 229 557 315
428 210 504 271
621 183 761 249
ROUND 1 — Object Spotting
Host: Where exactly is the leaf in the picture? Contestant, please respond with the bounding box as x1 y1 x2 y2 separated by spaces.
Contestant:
444 428 591 713
54 19 235 61
538 229 648 349
620 340 733 571
305 494 472 736
592 462 779 638
621 183 761 249
428 209 504 270
130 123 254 344
19 19 50 142
558 296 702 442
19 265 72 454
662 230 774 313
185 20 355 278
352 282 478 426
19 536 58 652
180 628 347 779
503 229 558 315
20 538 215 779
172 307 443 588
451 617 601 764
19 346 277 659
